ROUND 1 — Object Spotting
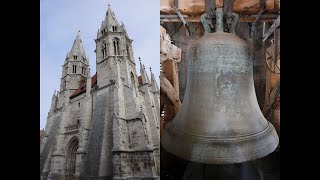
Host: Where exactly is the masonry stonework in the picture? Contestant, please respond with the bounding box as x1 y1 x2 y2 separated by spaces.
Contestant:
41 5 159 180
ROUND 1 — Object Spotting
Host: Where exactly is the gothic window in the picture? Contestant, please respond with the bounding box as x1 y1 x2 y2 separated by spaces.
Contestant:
131 72 135 84
82 67 84 74
113 38 120 55
72 65 74 73
64 80 66 89
116 41 120 55
74 65 77 73
102 43 107 59
101 29 106 35
73 55 78 60
112 26 114 31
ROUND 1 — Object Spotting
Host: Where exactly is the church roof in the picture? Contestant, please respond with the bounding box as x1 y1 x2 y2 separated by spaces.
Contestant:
70 74 143 99
70 74 97 98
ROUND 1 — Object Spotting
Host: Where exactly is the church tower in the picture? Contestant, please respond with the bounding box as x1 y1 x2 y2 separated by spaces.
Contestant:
96 5 136 88
60 31 89 95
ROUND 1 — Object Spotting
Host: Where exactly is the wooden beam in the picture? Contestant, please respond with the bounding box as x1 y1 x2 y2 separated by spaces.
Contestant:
160 76 182 112
160 0 277 15
262 78 280 116
263 15 280 41
162 60 180 95
160 14 279 23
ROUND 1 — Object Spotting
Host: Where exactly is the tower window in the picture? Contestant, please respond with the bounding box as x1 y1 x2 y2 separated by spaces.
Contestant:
82 67 84 74
73 65 77 73
73 55 78 60
78 103 80 108
113 38 120 55
116 41 120 55
102 43 107 59
101 29 106 35
112 26 118 32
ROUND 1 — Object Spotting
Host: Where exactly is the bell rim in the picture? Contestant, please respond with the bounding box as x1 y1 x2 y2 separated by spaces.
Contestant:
166 121 272 141
161 121 279 164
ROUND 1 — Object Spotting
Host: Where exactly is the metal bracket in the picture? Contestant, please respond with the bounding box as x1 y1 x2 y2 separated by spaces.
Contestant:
250 0 267 37
174 7 188 27
263 15 280 41
205 0 215 28
201 13 212 34
224 0 235 28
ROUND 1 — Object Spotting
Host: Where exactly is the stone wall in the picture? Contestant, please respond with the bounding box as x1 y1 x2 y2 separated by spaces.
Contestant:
40 113 62 175
84 88 111 177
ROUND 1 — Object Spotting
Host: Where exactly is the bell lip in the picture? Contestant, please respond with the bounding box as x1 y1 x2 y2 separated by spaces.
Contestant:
161 122 279 164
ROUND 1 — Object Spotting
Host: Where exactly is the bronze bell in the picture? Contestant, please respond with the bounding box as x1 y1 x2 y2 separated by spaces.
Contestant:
161 8 279 164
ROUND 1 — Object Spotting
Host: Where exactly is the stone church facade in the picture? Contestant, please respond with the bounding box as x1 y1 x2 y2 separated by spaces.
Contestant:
40 5 160 180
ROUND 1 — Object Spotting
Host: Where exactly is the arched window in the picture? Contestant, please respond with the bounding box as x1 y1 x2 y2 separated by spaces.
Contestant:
82 67 84 74
74 65 77 73
73 55 78 60
102 43 107 59
101 29 106 35
113 38 120 55
116 41 120 55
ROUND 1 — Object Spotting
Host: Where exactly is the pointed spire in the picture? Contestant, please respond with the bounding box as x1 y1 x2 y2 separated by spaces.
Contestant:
150 69 159 92
67 31 87 62
139 57 143 71
139 57 150 84
101 3 120 32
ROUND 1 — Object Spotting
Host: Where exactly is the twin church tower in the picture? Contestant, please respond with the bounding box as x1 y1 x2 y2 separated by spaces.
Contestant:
40 5 160 180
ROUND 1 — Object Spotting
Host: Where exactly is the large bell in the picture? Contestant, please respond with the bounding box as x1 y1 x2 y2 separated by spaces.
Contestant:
161 9 279 164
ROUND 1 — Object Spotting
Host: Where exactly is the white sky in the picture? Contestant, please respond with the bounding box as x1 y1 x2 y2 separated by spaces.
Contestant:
40 0 160 130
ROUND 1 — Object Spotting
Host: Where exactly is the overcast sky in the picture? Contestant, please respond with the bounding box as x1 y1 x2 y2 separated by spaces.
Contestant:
40 0 160 130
